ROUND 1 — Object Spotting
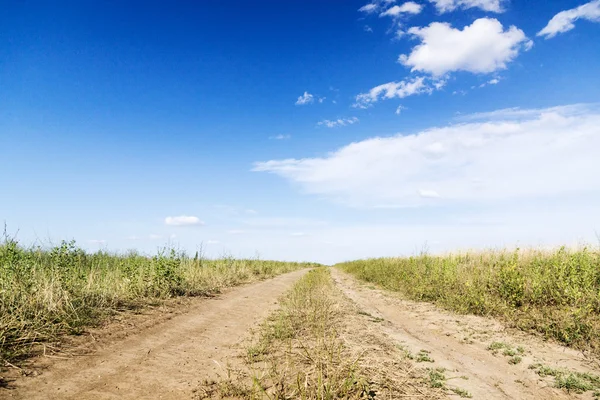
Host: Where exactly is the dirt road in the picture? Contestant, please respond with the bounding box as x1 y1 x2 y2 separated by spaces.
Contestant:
5 269 307 400
331 268 598 399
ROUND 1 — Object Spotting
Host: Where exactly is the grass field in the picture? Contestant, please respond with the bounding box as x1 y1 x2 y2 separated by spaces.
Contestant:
0 235 316 364
337 247 600 354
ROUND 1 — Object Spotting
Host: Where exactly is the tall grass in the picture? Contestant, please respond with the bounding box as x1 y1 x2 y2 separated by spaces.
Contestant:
0 235 316 364
337 247 600 353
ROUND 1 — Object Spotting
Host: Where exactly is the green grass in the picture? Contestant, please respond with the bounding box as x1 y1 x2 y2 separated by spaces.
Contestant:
0 234 317 364
337 247 600 353
529 363 600 394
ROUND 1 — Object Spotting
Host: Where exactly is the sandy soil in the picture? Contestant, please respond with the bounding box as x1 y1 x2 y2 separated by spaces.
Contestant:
331 268 600 399
2 269 307 400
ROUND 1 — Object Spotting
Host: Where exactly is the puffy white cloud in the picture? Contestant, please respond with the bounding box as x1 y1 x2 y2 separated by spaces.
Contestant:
538 0 600 39
253 104 600 208
269 134 291 140
395 105 406 115
428 0 504 13
353 76 441 108
380 2 424 17
295 91 314 105
317 117 359 128
164 215 204 226
399 18 532 76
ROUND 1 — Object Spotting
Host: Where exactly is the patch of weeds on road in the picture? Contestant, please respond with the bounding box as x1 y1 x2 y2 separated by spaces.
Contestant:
425 367 472 398
487 341 525 364
416 349 434 363
450 387 473 398
396 344 415 360
357 310 385 323
529 363 600 394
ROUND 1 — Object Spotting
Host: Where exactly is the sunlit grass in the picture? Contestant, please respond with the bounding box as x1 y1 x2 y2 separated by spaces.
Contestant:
0 234 316 364
337 247 600 353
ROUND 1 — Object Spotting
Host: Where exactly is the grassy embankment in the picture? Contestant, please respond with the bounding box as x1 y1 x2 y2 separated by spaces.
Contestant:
200 267 443 399
0 236 316 364
338 247 600 354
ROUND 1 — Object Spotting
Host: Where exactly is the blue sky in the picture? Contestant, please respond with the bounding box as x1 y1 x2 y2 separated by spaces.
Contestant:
2 0 599 263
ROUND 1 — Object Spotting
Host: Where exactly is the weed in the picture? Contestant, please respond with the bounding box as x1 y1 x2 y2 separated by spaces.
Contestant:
427 367 446 388
451 387 473 398
529 363 600 394
416 349 434 363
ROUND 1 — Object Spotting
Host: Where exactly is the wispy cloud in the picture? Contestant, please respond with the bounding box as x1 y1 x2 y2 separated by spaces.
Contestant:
269 134 291 140
317 117 359 128
164 215 204 226
227 229 245 234
353 77 441 108
395 105 406 115
538 0 600 39
428 0 505 13
88 239 106 245
358 3 379 13
254 104 600 208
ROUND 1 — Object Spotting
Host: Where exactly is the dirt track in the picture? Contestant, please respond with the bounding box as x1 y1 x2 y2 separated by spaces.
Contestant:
4 269 307 400
5 267 599 399
331 268 598 400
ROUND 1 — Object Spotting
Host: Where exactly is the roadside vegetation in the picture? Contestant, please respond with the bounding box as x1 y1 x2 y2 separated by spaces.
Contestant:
199 267 442 399
0 233 315 365
337 247 600 354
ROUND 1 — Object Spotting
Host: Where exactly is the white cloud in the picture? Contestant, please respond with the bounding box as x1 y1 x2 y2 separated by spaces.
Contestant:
418 189 441 198
88 239 106 245
538 0 600 39
428 0 505 13
380 2 424 17
364 25 374 32
295 91 314 105
149 234 163 240
317 117 359 128
359 3 379 13
242 217 327 228
253 104 600 208
126 235 140 240
164 215 204 227
399 18 532 76
269 134 291 140
245 209 258 215
353 76 440 108
395 105 406 115
479 78 501 88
